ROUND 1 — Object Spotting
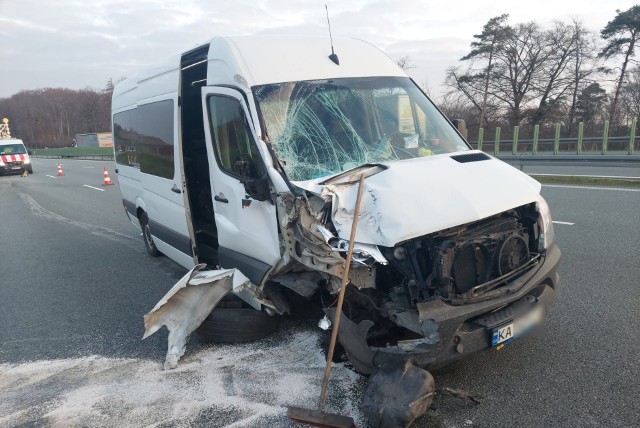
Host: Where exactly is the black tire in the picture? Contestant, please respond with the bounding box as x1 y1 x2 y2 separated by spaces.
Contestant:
140 213 161 257
27 166 33 174
197 304 279 343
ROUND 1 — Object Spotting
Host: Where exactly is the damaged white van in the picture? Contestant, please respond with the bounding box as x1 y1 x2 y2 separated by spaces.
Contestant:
113 36 559 374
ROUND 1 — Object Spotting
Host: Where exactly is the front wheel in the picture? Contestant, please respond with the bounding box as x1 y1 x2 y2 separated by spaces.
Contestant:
140 213 161 257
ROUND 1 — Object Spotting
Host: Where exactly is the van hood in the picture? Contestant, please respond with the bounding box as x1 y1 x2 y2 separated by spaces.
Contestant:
294 152 542 247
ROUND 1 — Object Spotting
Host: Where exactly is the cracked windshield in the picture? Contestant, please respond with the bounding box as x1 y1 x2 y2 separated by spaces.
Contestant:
255 76 469 181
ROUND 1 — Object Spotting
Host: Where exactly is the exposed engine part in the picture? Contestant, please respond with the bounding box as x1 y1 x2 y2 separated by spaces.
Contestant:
349 266 376 289
316 224 388 266
377 204 541 305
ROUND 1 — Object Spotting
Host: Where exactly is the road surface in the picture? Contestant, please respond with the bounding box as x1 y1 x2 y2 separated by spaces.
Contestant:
1 158 639 427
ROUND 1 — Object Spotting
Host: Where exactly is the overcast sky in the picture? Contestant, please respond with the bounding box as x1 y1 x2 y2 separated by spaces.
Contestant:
0 0 636 99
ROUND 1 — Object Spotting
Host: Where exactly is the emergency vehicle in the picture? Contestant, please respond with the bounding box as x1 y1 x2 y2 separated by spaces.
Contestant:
0 118 33 175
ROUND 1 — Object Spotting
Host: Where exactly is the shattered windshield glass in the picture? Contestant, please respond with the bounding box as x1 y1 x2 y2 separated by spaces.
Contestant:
254 76 469 181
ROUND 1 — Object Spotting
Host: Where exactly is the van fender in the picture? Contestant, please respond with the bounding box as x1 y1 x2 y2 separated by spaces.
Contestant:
135 198 147 219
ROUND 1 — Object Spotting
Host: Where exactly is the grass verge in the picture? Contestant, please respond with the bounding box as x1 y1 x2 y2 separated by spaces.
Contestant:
32 147 113 156
531 175 640 188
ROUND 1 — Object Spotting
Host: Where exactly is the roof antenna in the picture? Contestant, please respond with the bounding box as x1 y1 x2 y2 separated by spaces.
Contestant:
325 4 339 65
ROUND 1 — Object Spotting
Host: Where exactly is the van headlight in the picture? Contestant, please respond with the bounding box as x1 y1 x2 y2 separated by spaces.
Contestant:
536 194 555 251
23 158 31 164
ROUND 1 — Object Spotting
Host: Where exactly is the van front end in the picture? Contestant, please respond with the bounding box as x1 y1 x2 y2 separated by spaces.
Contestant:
322 202 560 374
0 140 32 175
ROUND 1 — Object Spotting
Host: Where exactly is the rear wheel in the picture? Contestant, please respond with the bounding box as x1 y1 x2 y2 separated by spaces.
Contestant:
140 213 161 257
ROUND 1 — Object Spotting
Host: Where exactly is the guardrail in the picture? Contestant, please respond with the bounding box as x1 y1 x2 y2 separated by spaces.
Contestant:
31 154 114 160
470 120 638 155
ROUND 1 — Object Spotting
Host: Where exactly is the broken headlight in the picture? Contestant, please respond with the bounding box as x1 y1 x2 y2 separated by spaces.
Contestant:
536 194 555 251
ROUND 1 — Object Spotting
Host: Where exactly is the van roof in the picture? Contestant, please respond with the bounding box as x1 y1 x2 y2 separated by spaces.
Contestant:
210 36 405 87
113 36 406 108
0 139 24 145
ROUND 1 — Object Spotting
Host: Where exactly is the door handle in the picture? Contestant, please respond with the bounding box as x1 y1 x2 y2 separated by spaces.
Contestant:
171 184 182 194
214 195 229 203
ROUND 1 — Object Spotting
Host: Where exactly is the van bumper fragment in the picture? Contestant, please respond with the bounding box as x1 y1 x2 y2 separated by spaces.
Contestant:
143 264 250 369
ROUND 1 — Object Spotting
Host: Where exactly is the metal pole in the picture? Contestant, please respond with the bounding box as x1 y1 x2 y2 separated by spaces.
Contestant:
577 122 584 155
553 123 561 155
532 124 539 155
494 127 501 155
629 118 636 155
477 127 484 151
602 120 609 155
318 174 365 410
512 125 519 155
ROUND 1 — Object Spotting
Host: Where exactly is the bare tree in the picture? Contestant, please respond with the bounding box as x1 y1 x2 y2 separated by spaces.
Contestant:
599 5 640 127
566 19 600 135
620 66 640 121
0 79 120 148
489 22 548 127
530 21 584 126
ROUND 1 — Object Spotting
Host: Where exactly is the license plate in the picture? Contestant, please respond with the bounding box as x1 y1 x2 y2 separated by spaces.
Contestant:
12 166 21 170
491 305 543 347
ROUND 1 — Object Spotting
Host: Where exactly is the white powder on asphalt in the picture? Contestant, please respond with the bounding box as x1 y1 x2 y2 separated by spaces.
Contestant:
0 329 368 427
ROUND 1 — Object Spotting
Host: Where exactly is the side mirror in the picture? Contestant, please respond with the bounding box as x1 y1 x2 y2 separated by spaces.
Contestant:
234 154 270 202
27 150 33 155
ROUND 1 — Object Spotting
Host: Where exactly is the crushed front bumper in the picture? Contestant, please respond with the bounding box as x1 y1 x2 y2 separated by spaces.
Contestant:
332 243 560 374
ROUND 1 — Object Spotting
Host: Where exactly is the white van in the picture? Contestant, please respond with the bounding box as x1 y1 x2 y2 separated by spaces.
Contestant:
0 138 33 175
113 36 559 373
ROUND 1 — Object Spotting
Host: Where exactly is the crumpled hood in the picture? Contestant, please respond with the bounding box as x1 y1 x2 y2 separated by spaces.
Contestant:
298 152 542 247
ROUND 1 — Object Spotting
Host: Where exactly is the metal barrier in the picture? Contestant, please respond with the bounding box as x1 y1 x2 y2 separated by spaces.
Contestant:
31 154 114 160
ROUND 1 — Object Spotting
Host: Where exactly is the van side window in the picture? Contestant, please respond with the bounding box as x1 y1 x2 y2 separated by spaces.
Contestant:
207 95 260 178
114 110 138 169
113 100 175 179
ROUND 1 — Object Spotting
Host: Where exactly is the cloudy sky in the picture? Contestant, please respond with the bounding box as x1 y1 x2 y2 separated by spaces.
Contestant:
0 0 636 99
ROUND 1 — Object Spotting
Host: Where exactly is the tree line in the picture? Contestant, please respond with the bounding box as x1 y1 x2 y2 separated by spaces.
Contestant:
0 80 116 148
2 7 639 148
441 5 640 141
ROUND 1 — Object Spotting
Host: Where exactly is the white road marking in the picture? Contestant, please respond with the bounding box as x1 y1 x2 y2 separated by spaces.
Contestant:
83 184 105 192
552 221 575 225
45 175 57 179
534 173 640 180
82 166 95 169
542 184 640 192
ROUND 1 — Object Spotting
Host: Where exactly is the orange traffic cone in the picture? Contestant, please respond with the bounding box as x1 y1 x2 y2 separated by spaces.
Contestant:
57 162 64 176
102 167 113 185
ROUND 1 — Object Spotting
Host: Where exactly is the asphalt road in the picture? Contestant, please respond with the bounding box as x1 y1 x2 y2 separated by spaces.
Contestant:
1 158 639 427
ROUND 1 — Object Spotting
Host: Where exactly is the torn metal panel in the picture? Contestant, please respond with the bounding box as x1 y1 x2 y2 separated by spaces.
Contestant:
316 224 388 266
143 264 249 369
276 193 346 279
325 308 376 375
361 360 435 428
